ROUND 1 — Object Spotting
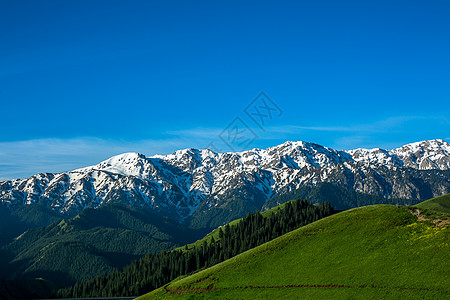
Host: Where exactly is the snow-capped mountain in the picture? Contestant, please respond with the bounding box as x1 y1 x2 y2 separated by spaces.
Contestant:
1 139 450 225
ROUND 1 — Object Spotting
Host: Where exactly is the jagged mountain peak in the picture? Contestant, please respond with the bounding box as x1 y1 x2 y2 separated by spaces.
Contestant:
154 147 219 162
100 152 147 164
276 140 318 148
345 139 450 169
1 139 450 221
391 139 450 170
86 152 152 178
394 139 450 153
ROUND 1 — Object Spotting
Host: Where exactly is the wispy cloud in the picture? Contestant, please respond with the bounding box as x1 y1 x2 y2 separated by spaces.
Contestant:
0 137 189 180
0 130 258 180
267 116 434 134
165 127 224 139
160 115 449 150
1 115 448 181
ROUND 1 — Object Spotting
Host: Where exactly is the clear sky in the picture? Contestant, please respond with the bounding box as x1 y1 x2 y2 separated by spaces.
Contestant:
1 0 449 180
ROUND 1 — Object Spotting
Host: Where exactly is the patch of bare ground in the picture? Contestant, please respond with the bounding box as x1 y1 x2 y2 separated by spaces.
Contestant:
410 209 450 227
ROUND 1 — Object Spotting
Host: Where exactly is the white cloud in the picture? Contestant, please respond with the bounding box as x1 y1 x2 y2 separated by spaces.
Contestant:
1 115 448 181
0 132 266 180
0 137 188 180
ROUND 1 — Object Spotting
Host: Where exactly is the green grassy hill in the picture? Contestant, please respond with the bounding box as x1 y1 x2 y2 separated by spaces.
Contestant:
57 199 333 298
415 193 450 214
140 202 450 299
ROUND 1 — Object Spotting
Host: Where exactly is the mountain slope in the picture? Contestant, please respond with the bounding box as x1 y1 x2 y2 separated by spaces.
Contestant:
415 193 450 213
140 202 450 299
0 204 64 247
1 139 450 230
0 277 58 300
0 205 196 287
56 199 334 298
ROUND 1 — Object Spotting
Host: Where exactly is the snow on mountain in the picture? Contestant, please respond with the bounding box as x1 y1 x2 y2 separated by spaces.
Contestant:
1 139 450 221
347 139 450 169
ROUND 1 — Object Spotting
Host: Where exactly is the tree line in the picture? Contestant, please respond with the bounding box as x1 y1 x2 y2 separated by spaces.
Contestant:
55 199 334 298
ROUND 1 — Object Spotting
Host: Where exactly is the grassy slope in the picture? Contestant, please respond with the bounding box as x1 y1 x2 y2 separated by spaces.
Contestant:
140 204 450 299
415 193 450 214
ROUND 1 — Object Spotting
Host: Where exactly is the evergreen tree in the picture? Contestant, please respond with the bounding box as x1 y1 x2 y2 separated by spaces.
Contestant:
56 199 333 298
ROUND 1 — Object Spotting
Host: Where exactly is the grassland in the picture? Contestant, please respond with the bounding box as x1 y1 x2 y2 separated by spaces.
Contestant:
139 201 450 299
414 193 450 214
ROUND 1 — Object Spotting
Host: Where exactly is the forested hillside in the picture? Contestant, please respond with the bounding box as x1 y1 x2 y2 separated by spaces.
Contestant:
56 199 334 297
0 204 63 246
263 182 416 211
0 205 194 287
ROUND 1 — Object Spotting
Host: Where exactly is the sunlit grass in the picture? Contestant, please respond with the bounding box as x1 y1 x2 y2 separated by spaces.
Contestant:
139 204 450 299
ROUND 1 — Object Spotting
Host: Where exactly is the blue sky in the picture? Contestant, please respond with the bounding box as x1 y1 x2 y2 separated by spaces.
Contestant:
1 0 449 180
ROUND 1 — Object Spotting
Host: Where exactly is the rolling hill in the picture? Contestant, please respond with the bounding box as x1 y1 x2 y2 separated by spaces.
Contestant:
414 193 450 214
55 199 333 298
140 199 450 299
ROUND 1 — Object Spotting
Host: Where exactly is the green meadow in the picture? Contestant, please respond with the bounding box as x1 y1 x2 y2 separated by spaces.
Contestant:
415 193 450 214
139 200 450 299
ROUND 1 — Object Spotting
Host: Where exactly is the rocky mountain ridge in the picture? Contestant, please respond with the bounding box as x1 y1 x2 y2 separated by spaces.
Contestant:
1 139 450 225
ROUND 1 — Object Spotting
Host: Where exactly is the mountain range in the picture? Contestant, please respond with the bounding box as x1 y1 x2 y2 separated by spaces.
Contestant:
1 139 450 230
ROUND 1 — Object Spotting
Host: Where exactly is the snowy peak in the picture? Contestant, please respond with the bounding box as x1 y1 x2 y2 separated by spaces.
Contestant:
392 139 450 170
397 139 449 151
87 152 154 178
393 139 450 156
271 141 352 168
1 139 450 220
346 139 450 170
346 147 401 166
76 139 450 181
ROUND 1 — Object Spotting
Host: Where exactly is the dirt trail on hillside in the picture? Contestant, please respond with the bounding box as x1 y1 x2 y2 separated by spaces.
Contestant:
410 208 450 227
165 283 450 295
